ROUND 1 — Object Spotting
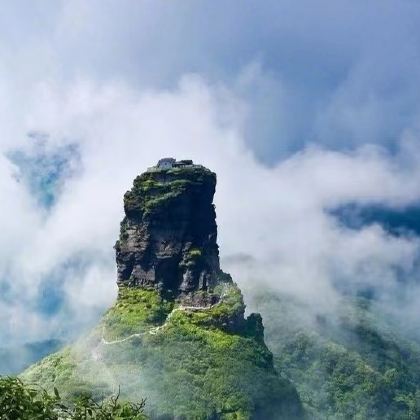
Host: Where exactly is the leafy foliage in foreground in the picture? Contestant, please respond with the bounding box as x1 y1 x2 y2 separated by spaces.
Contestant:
0 376 146 419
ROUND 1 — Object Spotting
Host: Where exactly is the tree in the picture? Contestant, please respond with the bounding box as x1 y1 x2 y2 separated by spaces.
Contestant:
0 376 147 419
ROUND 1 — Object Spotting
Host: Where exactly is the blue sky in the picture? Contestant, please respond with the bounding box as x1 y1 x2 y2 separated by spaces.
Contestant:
2 1 420 372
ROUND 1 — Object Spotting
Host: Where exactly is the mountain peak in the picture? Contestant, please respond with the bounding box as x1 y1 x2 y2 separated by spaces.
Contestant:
116 160 227 301
22 161 304 419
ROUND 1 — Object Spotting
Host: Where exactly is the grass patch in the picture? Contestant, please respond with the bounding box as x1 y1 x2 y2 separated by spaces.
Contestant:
102 287 174 341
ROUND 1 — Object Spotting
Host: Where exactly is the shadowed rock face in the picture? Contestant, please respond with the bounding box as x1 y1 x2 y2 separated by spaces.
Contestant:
115 164 225 298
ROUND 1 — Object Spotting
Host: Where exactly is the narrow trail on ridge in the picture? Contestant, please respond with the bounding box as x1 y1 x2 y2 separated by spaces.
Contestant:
90 285 229 359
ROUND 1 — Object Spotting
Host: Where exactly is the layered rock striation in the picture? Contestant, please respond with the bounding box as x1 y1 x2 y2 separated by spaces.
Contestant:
116 161 226 301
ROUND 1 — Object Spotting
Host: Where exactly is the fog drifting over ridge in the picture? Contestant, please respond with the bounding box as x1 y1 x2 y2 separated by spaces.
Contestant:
2 1 420 370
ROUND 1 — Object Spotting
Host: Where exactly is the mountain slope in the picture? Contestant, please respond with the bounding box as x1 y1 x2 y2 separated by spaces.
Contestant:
22 160 303 419
250 290 420 419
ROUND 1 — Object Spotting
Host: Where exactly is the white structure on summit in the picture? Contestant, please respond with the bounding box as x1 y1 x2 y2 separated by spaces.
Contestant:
157 157 176 169
148 158 195 171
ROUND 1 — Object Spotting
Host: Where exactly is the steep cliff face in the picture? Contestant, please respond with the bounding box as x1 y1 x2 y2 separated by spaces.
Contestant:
116 165 222 298
22 160 303 419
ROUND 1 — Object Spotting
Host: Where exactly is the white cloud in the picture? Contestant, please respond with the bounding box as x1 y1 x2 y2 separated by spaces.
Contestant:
1 74 420 352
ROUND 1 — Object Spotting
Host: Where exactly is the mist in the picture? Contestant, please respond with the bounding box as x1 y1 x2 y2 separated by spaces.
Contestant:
2 1 420 375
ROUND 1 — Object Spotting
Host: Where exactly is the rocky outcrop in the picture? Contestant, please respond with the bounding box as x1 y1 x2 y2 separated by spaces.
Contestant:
115 162 226 299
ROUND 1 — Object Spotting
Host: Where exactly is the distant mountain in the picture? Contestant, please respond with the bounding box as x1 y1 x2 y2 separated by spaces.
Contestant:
250 290 420 419
0 339 62 375
22 160 303 419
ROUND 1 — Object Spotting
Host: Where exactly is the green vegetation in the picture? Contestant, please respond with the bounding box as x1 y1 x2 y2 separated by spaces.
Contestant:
187 247 202 262
179 284 246 332
22 284 303 419
0 376 146 419
19 347 114 402
188 247 202 258
25 282 420 419
123 166 215 217
251 291 420 419
102 287 174 341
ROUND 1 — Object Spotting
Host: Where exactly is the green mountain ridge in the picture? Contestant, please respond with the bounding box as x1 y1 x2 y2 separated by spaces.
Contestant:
249 290 420 419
